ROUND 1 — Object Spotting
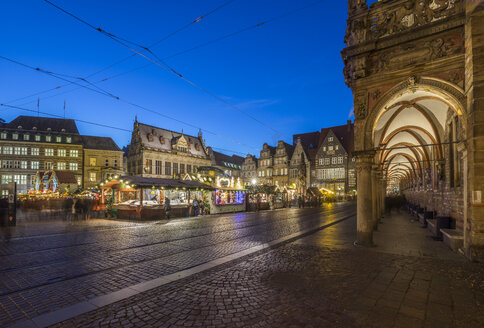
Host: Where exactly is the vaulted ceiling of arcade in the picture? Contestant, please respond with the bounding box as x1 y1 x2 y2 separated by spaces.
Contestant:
372 88 463 190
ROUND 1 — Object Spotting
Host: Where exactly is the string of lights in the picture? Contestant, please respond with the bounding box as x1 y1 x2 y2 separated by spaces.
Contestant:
44 0 323 137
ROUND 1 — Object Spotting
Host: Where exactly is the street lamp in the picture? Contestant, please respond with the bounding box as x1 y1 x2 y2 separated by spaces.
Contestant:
251 178 257 185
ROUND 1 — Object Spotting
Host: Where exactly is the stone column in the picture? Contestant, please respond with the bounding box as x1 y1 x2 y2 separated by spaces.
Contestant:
355 151 375 246
371 165 379 230
465 1 484 261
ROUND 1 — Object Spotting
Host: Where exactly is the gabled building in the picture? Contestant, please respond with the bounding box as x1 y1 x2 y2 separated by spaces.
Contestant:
241 154 258 186
313 121 356 197
257 143 276 185
289 138 311 194
126 119 211 178
272 140 295 188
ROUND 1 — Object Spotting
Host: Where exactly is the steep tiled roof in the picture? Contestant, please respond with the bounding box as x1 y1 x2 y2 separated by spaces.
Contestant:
282 142 295 159
293 131 320 149
212 150 244 167
5 116 79 134
136 122 207 158
81 136 121 151
319 122 354 155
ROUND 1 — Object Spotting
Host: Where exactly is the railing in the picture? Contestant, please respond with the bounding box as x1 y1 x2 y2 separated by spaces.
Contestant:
345 0 464 46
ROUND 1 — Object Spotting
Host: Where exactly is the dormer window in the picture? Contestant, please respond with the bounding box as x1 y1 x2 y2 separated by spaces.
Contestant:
159 136 165 144
56 136 62 143
32 127 37 130
35 135 41 142
46 135 52 142
12 133 18 140
147 133 153 142
195 143 200 151
0 132 7 139
61 128 66 132
23 134 30 141
17 125 22 129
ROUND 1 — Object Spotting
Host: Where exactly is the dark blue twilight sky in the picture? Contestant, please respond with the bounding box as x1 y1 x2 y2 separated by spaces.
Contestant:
0 0 354 156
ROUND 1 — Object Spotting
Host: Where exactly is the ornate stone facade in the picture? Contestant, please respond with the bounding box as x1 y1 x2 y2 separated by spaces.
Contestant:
342 0 484 261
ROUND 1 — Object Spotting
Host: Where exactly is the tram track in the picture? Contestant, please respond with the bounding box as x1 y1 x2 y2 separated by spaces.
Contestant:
0 207 355 297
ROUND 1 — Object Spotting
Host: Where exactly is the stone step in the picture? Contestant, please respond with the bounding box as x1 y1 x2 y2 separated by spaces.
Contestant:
441 228 464 252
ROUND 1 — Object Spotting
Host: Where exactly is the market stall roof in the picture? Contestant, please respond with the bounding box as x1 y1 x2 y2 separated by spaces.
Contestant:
307 187 323 197
105 176 214 190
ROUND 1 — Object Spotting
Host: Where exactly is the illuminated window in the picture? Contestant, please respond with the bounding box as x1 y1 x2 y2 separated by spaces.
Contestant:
70 163 78 171
90 158 97 166
45 149 54 156
31 148 39 156
70 150 78 157
58 149 66 157
89 172 96 182
56 136 62 143
57 162 66 170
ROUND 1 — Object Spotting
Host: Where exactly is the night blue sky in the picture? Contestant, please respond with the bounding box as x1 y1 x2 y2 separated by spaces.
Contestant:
1 0 355 156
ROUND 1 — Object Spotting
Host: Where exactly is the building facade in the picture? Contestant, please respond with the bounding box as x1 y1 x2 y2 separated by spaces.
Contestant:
241 154 258 186
126 120 212 178
289 138 311 194
257 143 275 185
82 136 124 188
0 116 124 195
272 141 294 188
313 122 356 197
0 116 83 195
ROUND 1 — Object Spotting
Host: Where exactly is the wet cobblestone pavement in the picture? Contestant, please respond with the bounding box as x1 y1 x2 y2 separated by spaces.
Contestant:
51 210 484 328
0 204 355 327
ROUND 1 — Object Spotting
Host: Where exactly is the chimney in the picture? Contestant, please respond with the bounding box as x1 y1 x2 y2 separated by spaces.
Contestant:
347 119 352 132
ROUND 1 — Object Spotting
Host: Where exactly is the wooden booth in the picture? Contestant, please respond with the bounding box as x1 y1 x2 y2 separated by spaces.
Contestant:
100 176 213 220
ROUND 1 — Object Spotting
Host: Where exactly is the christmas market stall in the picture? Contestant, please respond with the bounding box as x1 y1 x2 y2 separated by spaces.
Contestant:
184 169 247 215
100 176 213 220
246 185 276 211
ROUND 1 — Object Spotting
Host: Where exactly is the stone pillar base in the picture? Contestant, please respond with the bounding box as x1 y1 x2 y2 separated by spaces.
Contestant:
356 231 374 247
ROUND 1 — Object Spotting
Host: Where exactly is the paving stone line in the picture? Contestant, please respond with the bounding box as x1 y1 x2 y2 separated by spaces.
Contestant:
8 214 355 328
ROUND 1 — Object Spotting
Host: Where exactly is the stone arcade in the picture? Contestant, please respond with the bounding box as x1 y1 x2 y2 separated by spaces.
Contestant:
342 0 484 260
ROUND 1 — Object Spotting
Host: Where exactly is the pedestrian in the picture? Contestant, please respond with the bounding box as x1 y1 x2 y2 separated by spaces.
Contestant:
200 199 205 216
193 198 199 216
164 197 171 219
298 196 302 208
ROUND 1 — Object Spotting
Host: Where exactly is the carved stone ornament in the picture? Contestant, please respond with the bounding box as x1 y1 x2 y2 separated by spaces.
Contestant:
347 0 367 16
354 95 368 120
346 0 464 44
366 34 463 75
